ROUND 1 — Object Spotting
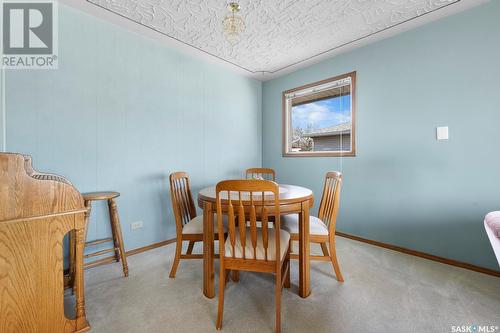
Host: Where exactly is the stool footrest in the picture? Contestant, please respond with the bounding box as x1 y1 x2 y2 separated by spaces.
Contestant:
85 237 114 247
84 256 118 269
84 248 118 259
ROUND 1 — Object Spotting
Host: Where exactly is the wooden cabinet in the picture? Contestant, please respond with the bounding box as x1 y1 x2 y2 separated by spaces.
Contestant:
0 153 90 333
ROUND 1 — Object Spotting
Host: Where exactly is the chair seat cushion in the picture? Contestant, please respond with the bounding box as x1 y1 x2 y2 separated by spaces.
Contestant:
225 228 290 261
485 211 500 239
182 215 227 235
281 214 329 235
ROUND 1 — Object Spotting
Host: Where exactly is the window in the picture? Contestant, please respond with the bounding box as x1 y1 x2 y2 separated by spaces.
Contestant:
282 72 356 157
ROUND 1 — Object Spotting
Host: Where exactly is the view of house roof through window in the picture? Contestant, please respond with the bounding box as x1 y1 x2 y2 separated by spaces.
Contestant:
283 72 356 157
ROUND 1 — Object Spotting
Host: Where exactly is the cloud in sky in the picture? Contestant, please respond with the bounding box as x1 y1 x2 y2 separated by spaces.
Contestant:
292 95 351 131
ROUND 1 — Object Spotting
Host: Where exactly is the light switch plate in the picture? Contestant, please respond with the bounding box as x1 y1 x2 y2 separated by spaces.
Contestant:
436 126 449 140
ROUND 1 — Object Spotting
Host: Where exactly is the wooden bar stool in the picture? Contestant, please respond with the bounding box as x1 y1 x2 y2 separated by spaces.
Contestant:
75 191 129 277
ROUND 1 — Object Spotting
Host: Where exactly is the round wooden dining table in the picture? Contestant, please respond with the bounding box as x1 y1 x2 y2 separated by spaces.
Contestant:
197 184 314 299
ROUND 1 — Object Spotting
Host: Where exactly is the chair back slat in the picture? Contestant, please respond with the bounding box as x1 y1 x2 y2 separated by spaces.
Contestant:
169 172 197 233
262 205 269 261
318 172 343 234
322 179 335 222
237 195 246 258
249 193 258 258
245 168 276 181
228 199 236 255
182 181 194 223
179 180 190 225
216 180 280 262
177 180 189 224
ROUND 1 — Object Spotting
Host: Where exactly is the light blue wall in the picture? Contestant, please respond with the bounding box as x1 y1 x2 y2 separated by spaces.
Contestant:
5 5 262 251
262 1 500 270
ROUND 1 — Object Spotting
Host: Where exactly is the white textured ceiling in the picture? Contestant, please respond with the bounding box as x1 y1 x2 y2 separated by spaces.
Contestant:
71 0 486 79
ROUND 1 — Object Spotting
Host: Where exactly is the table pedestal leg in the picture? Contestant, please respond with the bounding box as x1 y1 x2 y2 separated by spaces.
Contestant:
203 202 215 298
299 201 311 298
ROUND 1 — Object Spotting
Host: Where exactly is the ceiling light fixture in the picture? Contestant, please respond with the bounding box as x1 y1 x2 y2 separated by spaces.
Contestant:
222 2 245 45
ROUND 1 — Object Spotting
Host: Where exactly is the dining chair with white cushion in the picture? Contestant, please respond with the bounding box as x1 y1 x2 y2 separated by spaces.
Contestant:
245 167 276 181
282 171 344 282
168 171 227 278
215 179 290 333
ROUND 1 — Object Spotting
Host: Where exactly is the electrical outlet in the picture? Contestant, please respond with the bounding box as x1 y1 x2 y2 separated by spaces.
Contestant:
131 221 143 230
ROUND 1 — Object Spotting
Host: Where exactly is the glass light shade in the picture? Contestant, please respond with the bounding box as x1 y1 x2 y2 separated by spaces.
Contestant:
222 14 245 44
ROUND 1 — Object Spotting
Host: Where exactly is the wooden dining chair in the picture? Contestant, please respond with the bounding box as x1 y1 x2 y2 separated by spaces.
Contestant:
245 167 276 181
169 171 227 278
281 171 344 282
215 180 290 333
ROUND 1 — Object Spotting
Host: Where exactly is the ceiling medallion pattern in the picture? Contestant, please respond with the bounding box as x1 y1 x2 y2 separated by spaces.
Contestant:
87 0 459 74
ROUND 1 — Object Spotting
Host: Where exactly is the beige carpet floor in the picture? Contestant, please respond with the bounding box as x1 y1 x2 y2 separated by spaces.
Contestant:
69 237 500 333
